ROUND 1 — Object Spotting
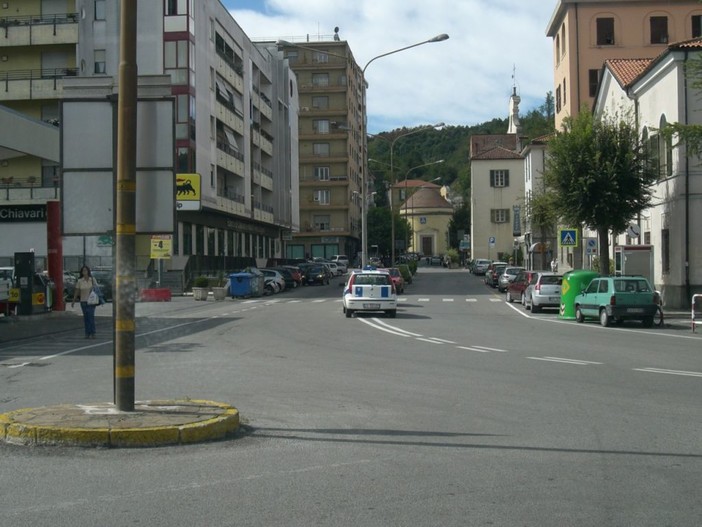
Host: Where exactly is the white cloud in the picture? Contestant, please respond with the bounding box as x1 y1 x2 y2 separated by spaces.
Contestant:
224 0 557 133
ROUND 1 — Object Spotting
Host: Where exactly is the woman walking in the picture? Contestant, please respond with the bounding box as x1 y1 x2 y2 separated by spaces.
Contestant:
71 265 98 338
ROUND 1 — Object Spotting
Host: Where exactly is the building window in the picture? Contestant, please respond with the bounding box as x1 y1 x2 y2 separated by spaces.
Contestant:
661 228 670 273
646 134 660 176
313 143 330 156
312 96 329 109
94 49 106 74
286 50 298 64
313 51 329 63
314 190 330 205
596 17 615 45
556 85 562 113
693 15 702 38
556 34 560 63
182 222 192 255
490 170 510 187
313 119 330 134
561 24 566 55
650 16 668 44
314 215 331 230
588 69 600 97
312 73 329 86
563 78 566 105
95 0 106 20
314 166 330 181
491 209 510 223
165 0 186 16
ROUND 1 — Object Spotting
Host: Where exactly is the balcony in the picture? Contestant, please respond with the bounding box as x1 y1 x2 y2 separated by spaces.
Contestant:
0 180 60 203
0 67 78 101
216 142 245 177
0 13 79 46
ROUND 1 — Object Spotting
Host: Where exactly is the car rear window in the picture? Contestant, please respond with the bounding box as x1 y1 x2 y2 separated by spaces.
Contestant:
354 275 390 286
614 279 651 292
540 275 562 285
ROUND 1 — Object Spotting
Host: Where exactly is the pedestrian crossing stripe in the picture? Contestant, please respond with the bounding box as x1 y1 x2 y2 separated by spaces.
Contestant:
559 229 578 247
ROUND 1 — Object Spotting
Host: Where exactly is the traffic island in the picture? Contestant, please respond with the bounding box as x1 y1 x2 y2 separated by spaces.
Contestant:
0 399 239 448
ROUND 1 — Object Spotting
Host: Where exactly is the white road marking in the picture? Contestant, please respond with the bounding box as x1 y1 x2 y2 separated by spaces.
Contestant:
456 346 491 353
633 368 702 378
527 356 603 365
312 299 326 303
416 337 443 344
428 337 456 344
369 319 423 337
356 317 412 337
465 298 477 302
489 298 502 302
418 298 430 302
442 298 454 302
471 345 507 352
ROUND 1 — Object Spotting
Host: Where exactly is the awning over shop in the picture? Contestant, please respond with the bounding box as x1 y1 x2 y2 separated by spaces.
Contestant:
529 242 546 253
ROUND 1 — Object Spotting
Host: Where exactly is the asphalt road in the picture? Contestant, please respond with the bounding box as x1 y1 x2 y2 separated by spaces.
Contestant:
1 267 700 526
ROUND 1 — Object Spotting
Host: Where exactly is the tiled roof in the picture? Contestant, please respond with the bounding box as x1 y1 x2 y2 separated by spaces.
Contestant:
669 37 702 50
470 134 517 157
392 179 441 190
471 145 523 160
400 187 452 211
605 58 653 88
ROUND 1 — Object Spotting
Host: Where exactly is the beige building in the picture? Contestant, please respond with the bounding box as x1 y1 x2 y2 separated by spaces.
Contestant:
470 135 525 262
547 0 702 130
278 39 365 261
399 183 452 257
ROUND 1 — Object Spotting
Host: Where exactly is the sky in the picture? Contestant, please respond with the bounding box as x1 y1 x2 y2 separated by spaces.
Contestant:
222 0 559 134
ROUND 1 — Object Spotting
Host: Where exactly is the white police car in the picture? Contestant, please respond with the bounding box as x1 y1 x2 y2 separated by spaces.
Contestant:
342 268 397 318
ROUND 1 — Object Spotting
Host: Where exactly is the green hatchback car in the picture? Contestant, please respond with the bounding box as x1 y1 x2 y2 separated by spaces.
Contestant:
573 276 658 327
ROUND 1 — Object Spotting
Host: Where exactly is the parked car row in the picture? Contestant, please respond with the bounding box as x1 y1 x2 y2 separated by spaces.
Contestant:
502 269 659 327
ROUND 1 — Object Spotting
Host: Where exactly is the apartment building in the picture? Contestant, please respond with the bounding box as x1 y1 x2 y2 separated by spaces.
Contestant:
0 0 299 284
593 40 702 307
547 0 702 130
277 39 364 261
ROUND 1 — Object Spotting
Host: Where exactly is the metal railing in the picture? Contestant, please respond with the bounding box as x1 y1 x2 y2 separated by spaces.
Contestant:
0 12 78 28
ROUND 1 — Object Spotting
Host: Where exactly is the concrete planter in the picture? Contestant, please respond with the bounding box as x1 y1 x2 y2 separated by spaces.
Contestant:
212 287 228 301
192 287 209 301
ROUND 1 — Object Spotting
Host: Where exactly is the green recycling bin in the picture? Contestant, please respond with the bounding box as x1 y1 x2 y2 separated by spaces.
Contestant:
559 269 599 320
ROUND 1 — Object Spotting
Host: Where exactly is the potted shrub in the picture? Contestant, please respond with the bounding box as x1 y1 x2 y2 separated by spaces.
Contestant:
192 276 210 301
212 272 228 301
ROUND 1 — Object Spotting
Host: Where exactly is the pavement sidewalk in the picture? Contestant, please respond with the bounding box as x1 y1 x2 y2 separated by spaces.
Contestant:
0 302 240 448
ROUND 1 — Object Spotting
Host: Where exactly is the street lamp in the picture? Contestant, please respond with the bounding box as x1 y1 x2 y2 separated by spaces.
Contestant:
360 35 449 267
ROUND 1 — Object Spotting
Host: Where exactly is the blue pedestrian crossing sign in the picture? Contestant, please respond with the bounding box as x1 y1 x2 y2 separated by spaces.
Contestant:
559 229 578 247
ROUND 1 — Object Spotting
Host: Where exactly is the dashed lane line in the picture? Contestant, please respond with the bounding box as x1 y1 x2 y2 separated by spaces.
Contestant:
527 356 603 365
633 367 702 378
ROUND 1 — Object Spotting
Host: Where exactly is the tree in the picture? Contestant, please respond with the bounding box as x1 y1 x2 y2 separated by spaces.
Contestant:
447 204 470 249
366 207 410 259
544 109 658 275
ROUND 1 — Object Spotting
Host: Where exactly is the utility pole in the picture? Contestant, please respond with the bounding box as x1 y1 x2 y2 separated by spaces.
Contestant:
114 0 137 411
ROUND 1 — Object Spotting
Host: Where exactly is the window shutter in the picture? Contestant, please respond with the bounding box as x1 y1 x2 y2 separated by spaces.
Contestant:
489 170 495 187
504 170 510 187
505 209 510 222
490 209 495 222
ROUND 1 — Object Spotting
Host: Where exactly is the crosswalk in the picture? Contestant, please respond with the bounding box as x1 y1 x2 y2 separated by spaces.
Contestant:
246 296 504 305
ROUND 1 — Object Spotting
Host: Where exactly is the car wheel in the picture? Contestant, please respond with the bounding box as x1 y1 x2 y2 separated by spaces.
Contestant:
386 310 396 318
599 308 610 327
642 316 654 328
506 290 512 303
521 293 526 306
531 302 540 313
345 308 353 318
575 306 585 323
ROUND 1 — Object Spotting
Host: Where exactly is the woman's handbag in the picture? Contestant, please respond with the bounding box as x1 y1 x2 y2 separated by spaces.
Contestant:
87 288 100 305
87 278 105 306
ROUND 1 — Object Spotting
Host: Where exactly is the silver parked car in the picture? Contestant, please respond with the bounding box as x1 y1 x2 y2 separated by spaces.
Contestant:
497 266 525 292
525 272 563 313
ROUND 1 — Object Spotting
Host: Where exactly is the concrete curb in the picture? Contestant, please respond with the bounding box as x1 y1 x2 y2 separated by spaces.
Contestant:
0 399 240 448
